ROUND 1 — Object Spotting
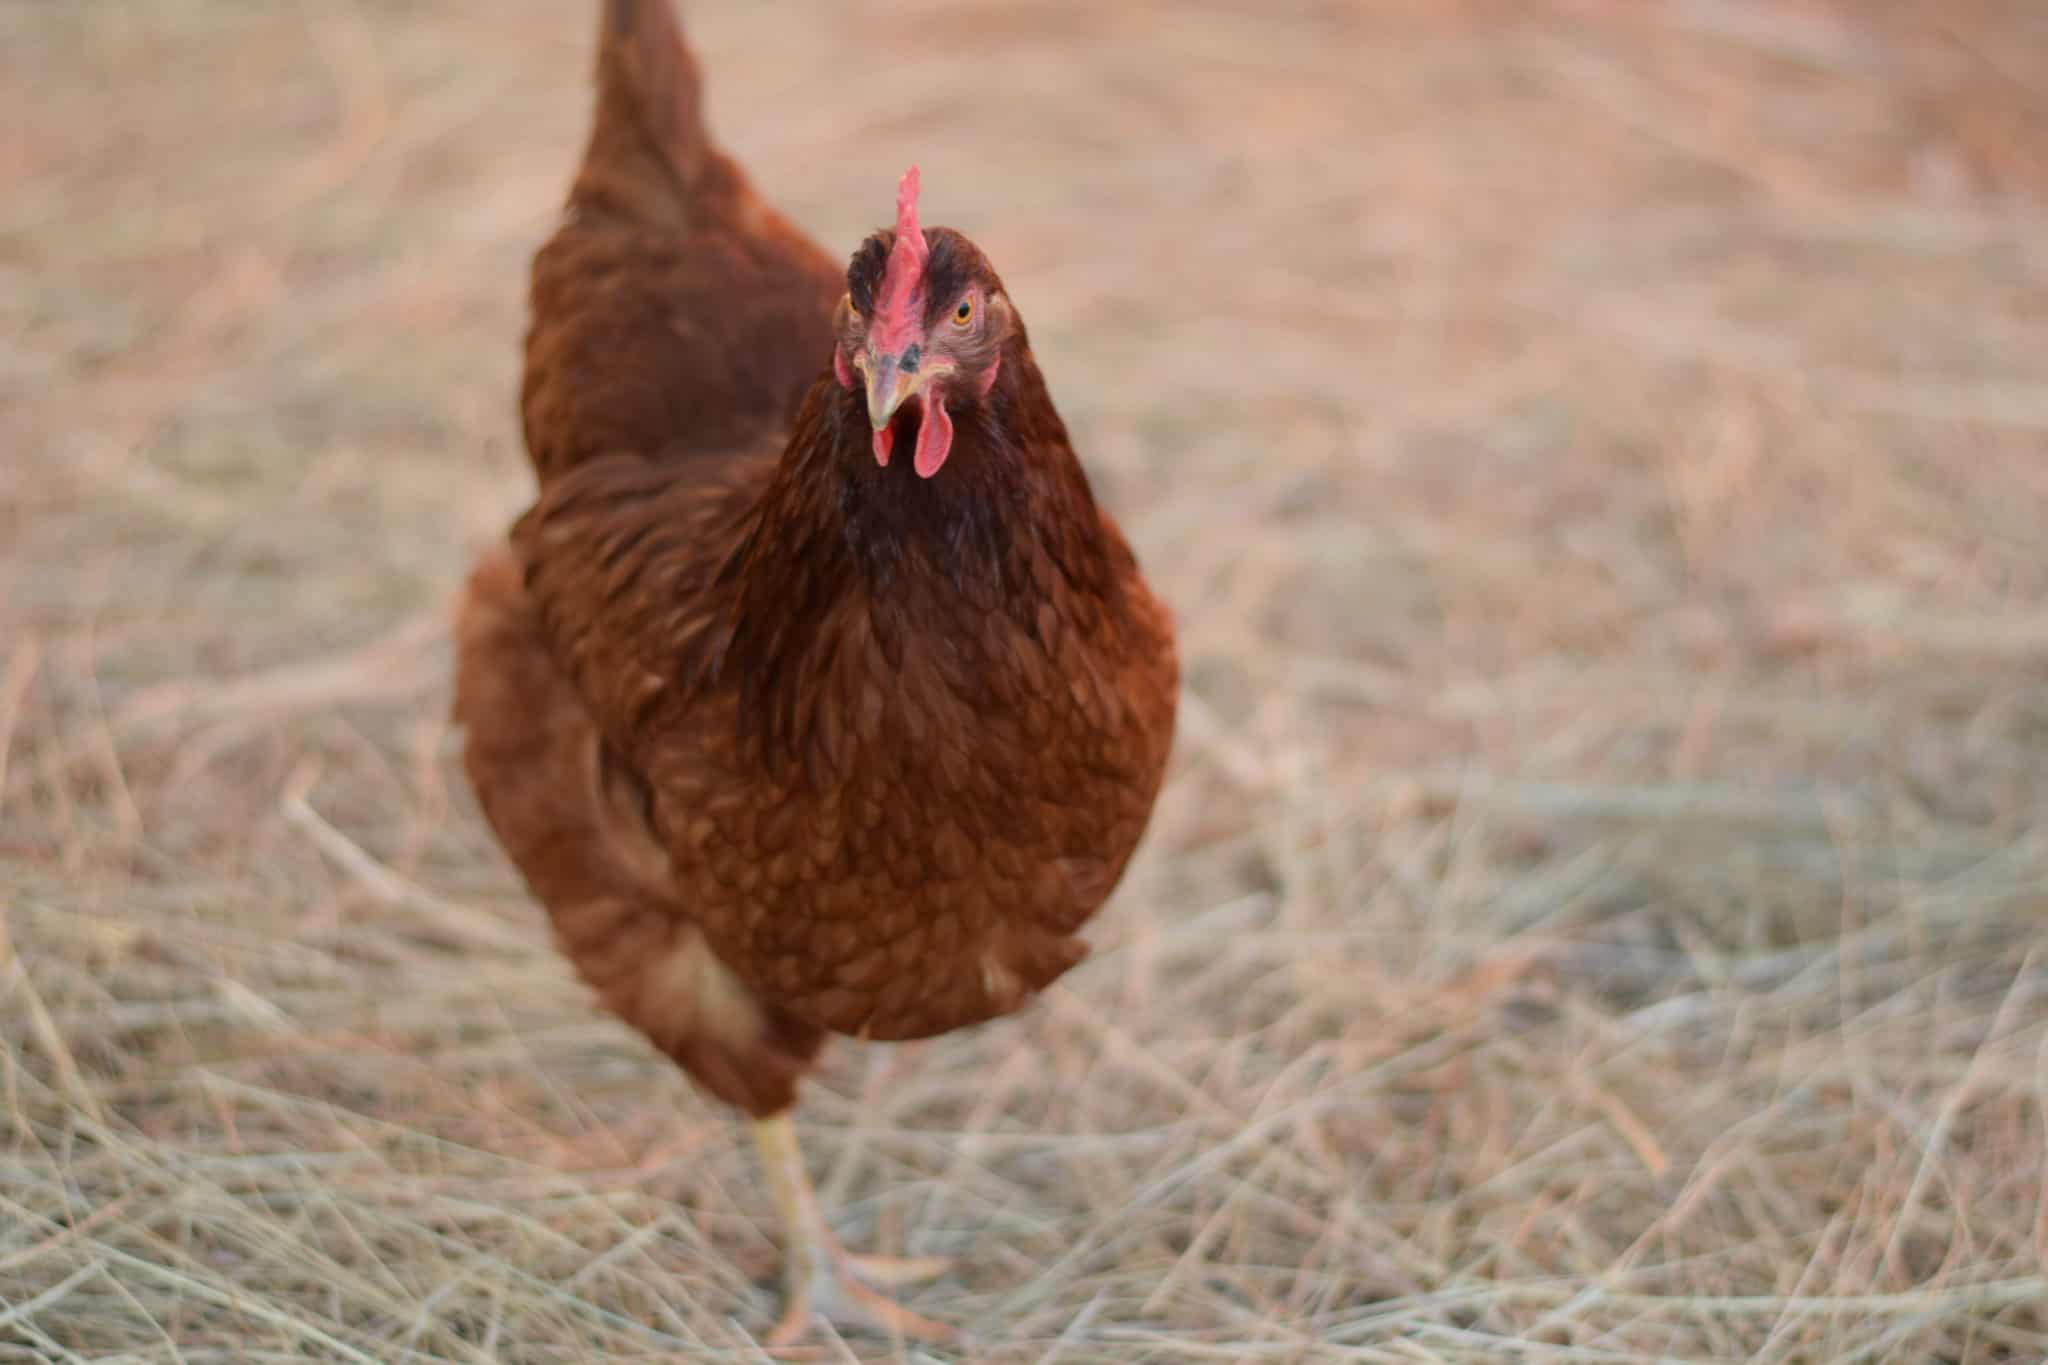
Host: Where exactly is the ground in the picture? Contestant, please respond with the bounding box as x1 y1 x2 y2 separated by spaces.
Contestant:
5 0 2048 1360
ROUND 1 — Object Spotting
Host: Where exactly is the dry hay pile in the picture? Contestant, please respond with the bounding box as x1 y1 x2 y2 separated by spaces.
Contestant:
4 1 2047 1359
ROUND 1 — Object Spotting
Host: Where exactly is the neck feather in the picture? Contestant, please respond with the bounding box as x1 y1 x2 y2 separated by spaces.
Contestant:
713 345 1119 758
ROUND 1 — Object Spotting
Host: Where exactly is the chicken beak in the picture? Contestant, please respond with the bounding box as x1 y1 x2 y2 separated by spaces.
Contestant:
864 351 918 433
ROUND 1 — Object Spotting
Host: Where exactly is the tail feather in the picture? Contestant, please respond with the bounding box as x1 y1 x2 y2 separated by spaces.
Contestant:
576 0 714 216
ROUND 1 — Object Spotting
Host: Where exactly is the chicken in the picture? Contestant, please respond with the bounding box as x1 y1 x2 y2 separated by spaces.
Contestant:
453 0 1177 1343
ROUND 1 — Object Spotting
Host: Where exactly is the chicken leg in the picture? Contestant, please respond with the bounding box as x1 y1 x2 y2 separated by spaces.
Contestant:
750 1115 957 1345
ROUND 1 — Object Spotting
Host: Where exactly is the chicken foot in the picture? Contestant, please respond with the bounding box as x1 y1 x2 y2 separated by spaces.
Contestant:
750 1115 957 1346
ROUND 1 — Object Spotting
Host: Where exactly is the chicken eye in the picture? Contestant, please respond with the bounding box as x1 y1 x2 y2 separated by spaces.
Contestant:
953 297 974 327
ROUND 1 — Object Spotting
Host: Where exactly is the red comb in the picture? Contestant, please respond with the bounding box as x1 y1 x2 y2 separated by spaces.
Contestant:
894 165 925 254
871 166 928 353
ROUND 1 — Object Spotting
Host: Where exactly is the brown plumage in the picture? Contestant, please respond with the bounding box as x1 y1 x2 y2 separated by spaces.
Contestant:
453 0 1176 1342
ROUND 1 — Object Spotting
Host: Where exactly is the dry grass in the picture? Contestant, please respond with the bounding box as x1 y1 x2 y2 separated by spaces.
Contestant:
6 0 2048 1359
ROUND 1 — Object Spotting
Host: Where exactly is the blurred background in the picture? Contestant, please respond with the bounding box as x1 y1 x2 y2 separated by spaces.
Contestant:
5 0 2047 1358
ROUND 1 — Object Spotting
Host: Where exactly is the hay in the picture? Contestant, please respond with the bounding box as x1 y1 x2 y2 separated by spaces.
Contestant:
4 0 2047 1358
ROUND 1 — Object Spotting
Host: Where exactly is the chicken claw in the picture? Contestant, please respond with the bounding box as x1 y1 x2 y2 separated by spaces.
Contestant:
752 1116 958 1347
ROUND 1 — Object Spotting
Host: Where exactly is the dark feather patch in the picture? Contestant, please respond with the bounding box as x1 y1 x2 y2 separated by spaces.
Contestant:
846 233 892 316
918 230 978 329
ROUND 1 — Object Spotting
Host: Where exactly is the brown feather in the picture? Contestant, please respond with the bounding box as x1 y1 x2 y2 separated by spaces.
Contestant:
455 0 1177 1116
519 3 841 483
455 549 824 1115
508 334 1177 1046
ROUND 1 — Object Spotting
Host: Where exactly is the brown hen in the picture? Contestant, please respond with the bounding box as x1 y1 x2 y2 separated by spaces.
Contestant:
454 0 1177 1343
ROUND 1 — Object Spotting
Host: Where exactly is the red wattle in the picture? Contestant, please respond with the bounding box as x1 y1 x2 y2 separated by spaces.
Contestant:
913 397 953 479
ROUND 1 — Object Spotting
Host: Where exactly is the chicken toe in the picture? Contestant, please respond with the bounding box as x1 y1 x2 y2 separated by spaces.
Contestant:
751 1115 958 1347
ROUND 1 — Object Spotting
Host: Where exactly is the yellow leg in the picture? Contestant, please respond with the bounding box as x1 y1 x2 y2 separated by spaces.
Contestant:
750 1115 956 1346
